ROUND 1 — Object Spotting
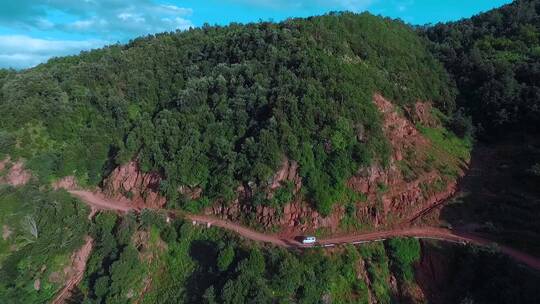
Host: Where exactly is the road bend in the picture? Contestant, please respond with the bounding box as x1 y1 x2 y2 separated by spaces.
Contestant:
69 190 540 271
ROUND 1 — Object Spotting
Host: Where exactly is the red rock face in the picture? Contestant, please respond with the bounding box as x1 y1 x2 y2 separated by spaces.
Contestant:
102 161 166 209
373 94 428 161
209 94 465 234
347 94 464 228
0 157 32 186
269 159 302 192
407 101 438 128
208 158 339 233
99 94 466 234
52 176 79 190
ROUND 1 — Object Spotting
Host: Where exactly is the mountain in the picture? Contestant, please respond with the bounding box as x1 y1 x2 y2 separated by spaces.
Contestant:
425 0 540 255
0 5 539 304
0 12 461 224
424 0 540 135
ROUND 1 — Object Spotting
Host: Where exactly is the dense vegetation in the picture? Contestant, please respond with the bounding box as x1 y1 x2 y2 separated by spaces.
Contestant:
0 12 454 214
77 210 423 304
2 3 540 303
423 0 540 257
419 241 540 304
424 0 540 135
0 184 89 303
441 134 540 255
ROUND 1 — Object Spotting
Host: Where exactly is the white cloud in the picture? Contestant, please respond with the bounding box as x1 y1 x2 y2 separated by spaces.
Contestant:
0 35 108 69
334 0 376 11
36 18 55 29
235 0 375 11
393 0 414 13
0 0 194 37
68 19 102 30
0 1 195 69
57 2 194 37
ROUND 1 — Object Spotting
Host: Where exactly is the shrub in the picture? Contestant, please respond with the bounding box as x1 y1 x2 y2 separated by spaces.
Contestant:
450 108 475 140
386 238 421 282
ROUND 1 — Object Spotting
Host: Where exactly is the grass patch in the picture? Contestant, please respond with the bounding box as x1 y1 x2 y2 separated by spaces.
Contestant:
359 242 391 304
419 126 472 162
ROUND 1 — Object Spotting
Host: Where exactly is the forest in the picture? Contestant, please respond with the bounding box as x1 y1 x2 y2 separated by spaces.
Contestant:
0 184 90 303
0 183 538 303
1 1 540 303
0 12 455 214
424 0 540 136
78 211 425 304
424 0 540 256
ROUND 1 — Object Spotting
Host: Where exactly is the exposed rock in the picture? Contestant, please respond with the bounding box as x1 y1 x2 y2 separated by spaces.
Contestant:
178 185 203 200
346 94 464 228
269 158 302 191
373 94 428 161
52 176 78 191
34 279 41 291
0 157 32 186
2 225 12 240
357 258 374 304
209 94 465 234
102 161 166 209
407 101 438 127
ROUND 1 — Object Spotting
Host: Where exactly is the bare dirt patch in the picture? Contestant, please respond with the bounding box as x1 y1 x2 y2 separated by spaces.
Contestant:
52 176 79 191
52 236 94 304
2 225 12 240
0 157 31 186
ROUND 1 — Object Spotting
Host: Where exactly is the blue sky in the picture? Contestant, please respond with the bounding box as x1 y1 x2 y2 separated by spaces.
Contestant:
0 0 512 69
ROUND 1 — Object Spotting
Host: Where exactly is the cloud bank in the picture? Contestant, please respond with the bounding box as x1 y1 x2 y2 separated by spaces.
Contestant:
0 35 108 69
0 0 194 69
0 0 193 37
235 0 376 11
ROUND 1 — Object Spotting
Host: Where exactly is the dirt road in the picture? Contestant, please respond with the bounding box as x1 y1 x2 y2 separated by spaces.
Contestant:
69 190 134 212
52 236 93 304
69 190 540 271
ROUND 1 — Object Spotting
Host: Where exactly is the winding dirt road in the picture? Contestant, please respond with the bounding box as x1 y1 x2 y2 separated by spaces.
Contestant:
52 236 94 304
69 190 540 271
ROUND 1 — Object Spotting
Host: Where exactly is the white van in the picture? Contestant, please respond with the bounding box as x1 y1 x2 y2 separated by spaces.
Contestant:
302 236 317 245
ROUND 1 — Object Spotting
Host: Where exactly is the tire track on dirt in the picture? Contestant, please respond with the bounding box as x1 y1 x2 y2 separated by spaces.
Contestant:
69 190 540 271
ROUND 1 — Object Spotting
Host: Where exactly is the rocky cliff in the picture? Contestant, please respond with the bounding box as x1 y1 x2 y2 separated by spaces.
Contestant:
97 94 467 234
101 161 166 209
207 94 467 234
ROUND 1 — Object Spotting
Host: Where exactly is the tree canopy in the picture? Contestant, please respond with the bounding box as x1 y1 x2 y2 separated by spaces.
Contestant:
424 0 540 135
0 12 454 213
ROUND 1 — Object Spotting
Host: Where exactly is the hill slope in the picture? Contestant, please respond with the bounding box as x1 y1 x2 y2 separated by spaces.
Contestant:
1 7 540 304
425 0 540 255
425 0 540 135
0 12 457 220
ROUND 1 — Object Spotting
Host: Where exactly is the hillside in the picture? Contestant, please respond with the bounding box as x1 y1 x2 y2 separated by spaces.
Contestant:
1 5 540 304
0 184 90 303
0 12 462 231
424 0 540 255
425 0 540 135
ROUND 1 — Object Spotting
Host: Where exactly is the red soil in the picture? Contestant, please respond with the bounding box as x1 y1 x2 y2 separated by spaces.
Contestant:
69 190 540 271
0 158 31 186
52 236 94 304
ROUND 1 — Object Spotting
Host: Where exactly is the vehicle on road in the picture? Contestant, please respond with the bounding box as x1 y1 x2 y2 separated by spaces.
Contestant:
302 236 317 245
